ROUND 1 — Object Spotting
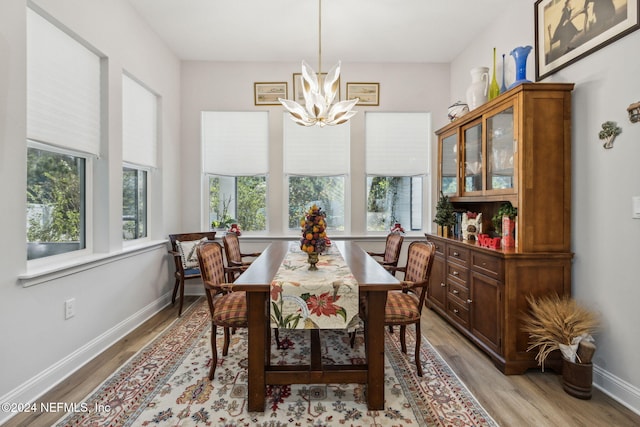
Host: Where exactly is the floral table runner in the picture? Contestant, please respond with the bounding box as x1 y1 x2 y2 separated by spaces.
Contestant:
269 242 360 330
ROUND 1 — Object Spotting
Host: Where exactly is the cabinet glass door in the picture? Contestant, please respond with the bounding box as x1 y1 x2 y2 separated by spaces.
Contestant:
486 106 515 192
463 123 482 193
440 133 458 195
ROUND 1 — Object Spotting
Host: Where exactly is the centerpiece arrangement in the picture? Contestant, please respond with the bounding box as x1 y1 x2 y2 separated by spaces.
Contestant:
300 204 328 270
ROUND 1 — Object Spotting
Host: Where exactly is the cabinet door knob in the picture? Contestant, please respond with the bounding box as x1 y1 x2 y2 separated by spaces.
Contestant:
452 289 459 294
453 308 459 314
452 271 459 276
467 299 473 304
453 251 459 256
440 282 446 287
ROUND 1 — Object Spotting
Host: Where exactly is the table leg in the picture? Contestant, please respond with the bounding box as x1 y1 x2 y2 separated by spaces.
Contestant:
366 291 387 410
246 292 267 412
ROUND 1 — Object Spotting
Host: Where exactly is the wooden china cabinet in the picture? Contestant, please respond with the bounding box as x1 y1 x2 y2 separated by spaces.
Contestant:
426 83 574 374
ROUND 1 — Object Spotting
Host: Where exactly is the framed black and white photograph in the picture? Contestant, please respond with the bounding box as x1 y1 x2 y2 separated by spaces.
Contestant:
535 0 639 80
346 82 380 106
254 82 287 105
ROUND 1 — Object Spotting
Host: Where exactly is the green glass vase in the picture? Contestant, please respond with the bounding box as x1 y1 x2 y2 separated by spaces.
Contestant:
489 47 500 101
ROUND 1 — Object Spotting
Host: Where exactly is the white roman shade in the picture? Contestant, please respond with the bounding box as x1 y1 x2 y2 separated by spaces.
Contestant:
122 74 158 168
283 114 350 175
27 8 101 156
202 112 268 175
365 112 430 176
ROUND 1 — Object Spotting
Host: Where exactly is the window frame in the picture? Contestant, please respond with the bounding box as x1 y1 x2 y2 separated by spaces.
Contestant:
122 164 148 242
26 141 93 266
205 173 269 234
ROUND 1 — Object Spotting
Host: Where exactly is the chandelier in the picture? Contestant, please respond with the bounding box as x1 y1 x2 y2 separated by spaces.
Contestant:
279 0 358 127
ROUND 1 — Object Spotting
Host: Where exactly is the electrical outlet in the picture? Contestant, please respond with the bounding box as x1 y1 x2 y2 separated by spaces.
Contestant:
65 298 75 319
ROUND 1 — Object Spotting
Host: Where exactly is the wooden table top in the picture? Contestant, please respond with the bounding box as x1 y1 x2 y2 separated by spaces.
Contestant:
233 240 400 292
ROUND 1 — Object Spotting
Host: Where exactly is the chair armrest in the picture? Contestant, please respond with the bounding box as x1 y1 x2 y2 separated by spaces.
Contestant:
386 265 406 276
224 265 245 275
240 251 262 258
168 250 185 273
400 280 415 290
367 251 384 258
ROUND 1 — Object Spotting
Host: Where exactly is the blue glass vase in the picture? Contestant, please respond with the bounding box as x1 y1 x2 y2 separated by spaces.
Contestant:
508 45 532 90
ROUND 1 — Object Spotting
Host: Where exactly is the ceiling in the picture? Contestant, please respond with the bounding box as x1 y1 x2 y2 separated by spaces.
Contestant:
126 0 512 64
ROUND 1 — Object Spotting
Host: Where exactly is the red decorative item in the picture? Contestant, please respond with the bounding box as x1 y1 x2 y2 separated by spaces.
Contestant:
502 216 516 248
390 223 405 234
478 234 501 249
228 223 242 236
466 211 478 219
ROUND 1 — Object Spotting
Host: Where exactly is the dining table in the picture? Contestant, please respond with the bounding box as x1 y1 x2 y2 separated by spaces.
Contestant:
231 240 401 412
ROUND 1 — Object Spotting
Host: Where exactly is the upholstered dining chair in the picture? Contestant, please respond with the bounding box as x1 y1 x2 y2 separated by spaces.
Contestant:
367 232 404 276
168 232 217 317
196 241 248 380
222 232 262 282
384 240 436 376
368 232 404 333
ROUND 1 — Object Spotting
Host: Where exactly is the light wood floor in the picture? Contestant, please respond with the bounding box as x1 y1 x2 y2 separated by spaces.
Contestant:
4 296 639 427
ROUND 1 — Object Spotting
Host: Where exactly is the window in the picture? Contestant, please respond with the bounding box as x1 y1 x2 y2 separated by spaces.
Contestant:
208 175 267 231
283 115 350 232
288 176 345 231
366 176 422 231
26 146 87 260
122 168 147 240
365 112 430 232
202 112 268 232
122 74 157 240
26 8 100 259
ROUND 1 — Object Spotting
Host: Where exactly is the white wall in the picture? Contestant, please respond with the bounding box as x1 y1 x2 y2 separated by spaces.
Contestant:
180 61 451 234
2 0 638 419
0 0 182 418
451 1 640 413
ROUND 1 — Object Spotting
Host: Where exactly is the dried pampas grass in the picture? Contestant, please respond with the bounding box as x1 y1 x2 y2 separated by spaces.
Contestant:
521 294 599 369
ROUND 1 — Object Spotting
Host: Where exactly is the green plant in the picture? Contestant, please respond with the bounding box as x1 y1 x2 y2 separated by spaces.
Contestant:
492 202 517 234
434 191 456 227
211 194 237 229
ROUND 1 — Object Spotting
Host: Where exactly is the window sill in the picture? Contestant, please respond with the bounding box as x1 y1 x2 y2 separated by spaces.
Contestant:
19 239 168 288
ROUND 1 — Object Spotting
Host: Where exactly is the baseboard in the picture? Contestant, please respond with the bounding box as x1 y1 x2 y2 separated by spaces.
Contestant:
0 293 172 426
594 365 640 416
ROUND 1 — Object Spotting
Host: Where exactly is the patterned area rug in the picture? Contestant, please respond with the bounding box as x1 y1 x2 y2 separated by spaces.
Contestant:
56 298 498 426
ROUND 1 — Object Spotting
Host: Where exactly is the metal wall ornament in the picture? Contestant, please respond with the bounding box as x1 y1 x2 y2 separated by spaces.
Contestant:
599 121 622 149
628 101 640 123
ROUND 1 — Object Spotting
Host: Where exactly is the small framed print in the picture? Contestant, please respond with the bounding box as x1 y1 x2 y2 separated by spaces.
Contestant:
293 73 341 102
254 82 287 105
346 82 380 106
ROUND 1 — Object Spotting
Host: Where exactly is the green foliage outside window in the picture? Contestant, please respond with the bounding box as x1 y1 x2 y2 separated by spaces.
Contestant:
27 147 83 243
209 175 266 231
288 176 344 230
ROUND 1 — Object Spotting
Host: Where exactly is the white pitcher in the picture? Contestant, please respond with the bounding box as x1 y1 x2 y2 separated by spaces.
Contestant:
466 66 489 110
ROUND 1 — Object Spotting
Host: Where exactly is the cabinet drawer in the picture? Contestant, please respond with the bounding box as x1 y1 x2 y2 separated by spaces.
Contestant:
447 245 469 266
447 263 468 284
447 299 469 327
471 252 503 279
426 236 445 256
448 280 469 304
